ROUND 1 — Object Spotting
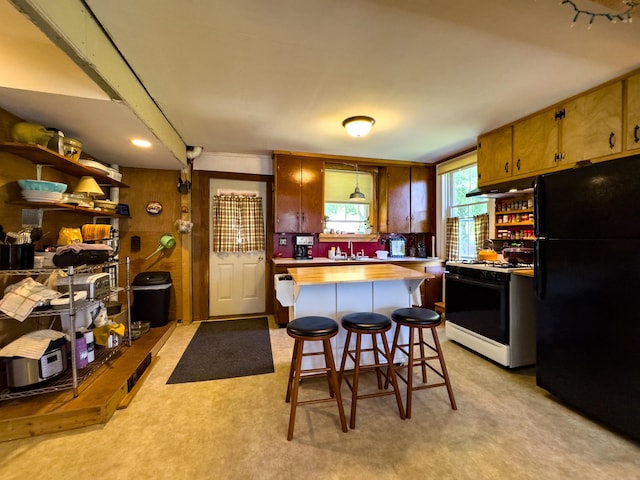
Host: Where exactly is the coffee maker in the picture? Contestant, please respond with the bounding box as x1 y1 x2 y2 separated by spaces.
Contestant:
294 235 314 259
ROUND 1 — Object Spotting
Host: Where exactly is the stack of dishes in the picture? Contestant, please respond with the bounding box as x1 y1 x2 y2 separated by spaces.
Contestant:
18 179 67 204
21 190 63 203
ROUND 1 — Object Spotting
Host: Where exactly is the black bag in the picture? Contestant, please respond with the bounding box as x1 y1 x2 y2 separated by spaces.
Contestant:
53 248 110 267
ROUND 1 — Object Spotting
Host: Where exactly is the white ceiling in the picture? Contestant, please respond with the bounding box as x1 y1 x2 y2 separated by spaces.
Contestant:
1 0 640 170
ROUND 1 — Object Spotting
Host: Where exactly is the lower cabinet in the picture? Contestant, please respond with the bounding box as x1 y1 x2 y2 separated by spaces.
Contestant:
395 261 444 310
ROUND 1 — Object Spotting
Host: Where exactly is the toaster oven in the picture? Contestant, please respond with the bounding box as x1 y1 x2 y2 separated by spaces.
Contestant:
57 272 111 300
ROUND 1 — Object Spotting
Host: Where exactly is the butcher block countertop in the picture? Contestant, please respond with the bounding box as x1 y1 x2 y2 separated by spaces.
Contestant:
512 269 534 278
287 263 432 286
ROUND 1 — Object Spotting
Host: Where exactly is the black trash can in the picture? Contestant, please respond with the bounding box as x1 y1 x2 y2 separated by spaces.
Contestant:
132 271 172 328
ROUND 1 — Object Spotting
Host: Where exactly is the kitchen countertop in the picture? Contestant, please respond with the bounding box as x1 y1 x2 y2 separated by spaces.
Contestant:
287 263 433 285
273 256 443 265
512 269 534 278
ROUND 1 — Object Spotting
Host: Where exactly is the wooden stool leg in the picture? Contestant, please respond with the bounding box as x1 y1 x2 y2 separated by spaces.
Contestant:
286 339 300 403
322 340 336 398
406 326 415 419
418 328 428 383
371 333 384 389
349 332 363 429
323 338 348 432
338 330 352 387
385 323 402 389
431 326 457 410
380 331 406 420
287 338 305 441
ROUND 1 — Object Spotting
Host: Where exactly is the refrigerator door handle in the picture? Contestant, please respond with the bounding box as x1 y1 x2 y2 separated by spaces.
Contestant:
534 239 545 300
533 176 543 238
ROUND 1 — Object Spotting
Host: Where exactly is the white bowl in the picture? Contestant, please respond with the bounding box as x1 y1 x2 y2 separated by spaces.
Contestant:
18 179 67 193
375 250 389 259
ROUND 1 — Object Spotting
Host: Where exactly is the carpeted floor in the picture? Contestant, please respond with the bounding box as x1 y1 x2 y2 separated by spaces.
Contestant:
166 317 274 384
0 316 638 480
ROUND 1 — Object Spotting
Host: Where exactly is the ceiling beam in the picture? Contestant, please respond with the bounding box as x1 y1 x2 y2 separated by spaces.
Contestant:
10 0 187 166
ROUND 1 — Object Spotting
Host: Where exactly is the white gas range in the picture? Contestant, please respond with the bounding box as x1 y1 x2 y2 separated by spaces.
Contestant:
444 260 536 368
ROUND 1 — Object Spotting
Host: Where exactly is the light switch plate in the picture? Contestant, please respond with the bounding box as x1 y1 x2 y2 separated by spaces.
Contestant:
279 238 287 245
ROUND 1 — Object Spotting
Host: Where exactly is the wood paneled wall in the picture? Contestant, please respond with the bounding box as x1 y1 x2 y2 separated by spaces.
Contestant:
117 167 185 323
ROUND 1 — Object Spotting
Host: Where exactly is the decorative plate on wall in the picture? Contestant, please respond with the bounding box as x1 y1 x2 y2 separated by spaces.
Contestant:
146 200 163 215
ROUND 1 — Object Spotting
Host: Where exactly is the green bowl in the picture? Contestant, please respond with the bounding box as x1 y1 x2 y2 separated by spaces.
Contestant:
18 179 67 193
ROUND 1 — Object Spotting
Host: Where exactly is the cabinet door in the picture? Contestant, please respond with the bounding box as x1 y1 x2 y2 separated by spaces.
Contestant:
274 156 302 233
477 127 513 186
300 157 324 233
562 81 623 163
625 73 640 152
386 166 411 233
513 108 559 176
409 166 433 233
423 264 444 309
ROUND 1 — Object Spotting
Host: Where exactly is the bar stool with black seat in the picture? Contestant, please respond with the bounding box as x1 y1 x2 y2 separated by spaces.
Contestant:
338 312 405 429
285 316 348 441
390 307 457 418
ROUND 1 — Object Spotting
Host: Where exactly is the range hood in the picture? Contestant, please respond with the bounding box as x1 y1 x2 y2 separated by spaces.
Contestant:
466 176 536 198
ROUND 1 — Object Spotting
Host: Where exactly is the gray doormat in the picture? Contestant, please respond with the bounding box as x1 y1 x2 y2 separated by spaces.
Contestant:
167 317 274 384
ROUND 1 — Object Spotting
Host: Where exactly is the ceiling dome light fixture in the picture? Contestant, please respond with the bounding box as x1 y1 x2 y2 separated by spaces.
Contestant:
342 115 375 137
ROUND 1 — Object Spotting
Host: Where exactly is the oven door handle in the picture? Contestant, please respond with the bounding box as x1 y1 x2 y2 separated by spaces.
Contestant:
446 274 504 288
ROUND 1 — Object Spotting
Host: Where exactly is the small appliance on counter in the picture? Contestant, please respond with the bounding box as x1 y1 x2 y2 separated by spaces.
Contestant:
294 235 314 259
389 237 406 257
56 272 111 300
1 331 69 391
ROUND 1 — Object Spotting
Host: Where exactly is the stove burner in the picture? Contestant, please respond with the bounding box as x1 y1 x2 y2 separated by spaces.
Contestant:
457 260 533 269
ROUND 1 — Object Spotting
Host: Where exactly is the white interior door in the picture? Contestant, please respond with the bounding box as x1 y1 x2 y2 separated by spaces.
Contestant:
209 179 266 317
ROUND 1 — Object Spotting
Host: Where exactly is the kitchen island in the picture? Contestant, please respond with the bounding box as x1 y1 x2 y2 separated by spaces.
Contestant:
281 264 432 368
272 256 444 325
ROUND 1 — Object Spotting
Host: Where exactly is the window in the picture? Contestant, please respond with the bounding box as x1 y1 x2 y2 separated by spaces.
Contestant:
324 168 373 234
441 163 488 259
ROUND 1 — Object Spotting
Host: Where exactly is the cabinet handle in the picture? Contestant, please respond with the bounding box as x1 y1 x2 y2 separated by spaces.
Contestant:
504 162 509 173
634 125 640 143
609 132 615 149
516 158 521 171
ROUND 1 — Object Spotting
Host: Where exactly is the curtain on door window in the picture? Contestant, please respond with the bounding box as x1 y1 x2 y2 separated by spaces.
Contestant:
445 217 459 261
473 213 490 251
212 195 265 252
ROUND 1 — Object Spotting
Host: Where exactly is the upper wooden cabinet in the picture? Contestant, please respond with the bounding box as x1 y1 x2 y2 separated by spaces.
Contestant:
379 165 434 234
477 127 513 185
513 107 560 176
561 81 623 164
625 73 640 152
274 153 323 233
478 79 624 186
409 166 434 233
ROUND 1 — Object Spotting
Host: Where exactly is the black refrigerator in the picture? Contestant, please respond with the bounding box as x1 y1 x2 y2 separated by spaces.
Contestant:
534 155 640 441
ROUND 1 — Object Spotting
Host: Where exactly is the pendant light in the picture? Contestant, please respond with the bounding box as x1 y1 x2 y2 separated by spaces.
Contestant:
350 164 365 200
